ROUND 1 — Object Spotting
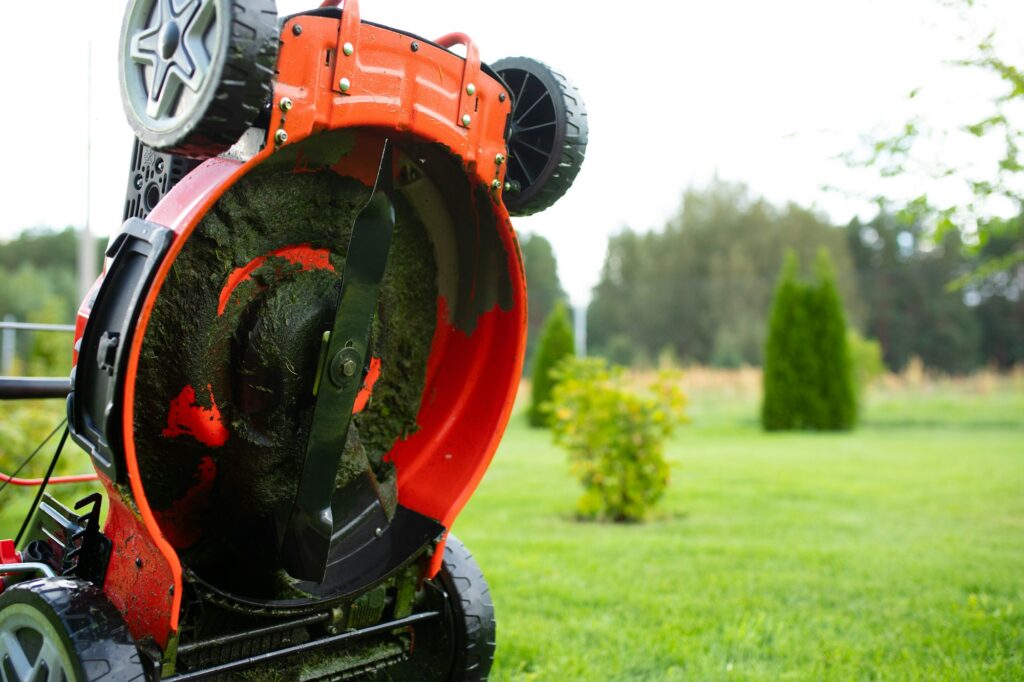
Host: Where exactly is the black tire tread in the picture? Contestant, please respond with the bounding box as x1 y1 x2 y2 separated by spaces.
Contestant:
0 577 145 681
493 57 588 217
124 0 279 159
439 534 496 682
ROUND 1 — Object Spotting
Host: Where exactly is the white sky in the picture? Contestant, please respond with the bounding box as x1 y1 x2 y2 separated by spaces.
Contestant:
1 0 1022 304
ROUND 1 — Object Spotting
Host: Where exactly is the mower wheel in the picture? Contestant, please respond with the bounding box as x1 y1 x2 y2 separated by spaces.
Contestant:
437 534 496 682
119 0 279 158
0 578 144 682
491 57 588 217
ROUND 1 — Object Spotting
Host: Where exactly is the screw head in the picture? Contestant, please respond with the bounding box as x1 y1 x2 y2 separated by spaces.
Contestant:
410 41 419 52
292 24 303 36
461 114 471 127
342 359 357 377
466 83 476 96
495 153 505 165
339 77 351 92
279 97 293 112
275 129 288 145
504 181 513 192
499 92 507 102
491 179 501 190
343 42 354 56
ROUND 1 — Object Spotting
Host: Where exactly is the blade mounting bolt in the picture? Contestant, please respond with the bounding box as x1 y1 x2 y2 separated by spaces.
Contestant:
339 77 351 92
466 83 476 96
279 97 293 112
275 129 288 145
495 153 505 165
343 42 354 56
461 114 471 127
342 359 357 377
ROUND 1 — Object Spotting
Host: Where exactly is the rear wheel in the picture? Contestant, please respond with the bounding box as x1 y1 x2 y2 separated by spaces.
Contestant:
436 534 497 681
491 57 588 217
118 0 279 158
0 578 144 682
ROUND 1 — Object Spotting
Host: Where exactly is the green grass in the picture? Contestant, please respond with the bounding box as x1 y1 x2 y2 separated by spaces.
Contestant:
453 383 1024 681
2 382 1020 680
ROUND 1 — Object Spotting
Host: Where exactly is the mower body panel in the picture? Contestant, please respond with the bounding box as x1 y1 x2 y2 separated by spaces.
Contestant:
71 10 525 653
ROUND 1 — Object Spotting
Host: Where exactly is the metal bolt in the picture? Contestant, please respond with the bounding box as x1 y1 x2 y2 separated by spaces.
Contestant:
343 42 354 56
410 41 419 52
461 114 471 127
374 527 384 538
155 158 164 174
274 129 288 145
495 153 505 165
279 97 293 112
504 181 513 192
292 24 303 36
339 77 351 92
466 83 476 96
342 359 357 377
491 179 501 190
135 557 143 568
499 92 507 102
133 174 143 190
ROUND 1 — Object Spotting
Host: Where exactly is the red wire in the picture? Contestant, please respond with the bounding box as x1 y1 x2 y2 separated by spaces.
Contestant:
0 471 98 486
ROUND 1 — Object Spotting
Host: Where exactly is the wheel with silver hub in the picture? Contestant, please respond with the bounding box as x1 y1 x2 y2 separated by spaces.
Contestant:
119 0 279 158
0 578 144 682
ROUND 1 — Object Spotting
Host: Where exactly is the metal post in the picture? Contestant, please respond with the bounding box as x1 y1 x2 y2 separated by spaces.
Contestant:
2 315 15 374
78 43 98 305
573 302 587 357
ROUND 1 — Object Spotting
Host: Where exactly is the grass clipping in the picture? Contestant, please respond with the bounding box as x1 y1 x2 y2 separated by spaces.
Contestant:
133 167 436 595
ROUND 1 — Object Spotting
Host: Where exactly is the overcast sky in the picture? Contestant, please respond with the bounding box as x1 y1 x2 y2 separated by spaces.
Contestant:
1 0 1022 304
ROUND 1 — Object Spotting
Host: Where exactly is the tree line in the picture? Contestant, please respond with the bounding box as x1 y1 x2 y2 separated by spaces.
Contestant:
523 180 1022 375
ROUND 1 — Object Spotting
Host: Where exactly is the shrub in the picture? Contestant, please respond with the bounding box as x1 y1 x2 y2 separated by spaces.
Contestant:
548 357 687 522
847 328 885 403
762 249 857 430
529 302 575 427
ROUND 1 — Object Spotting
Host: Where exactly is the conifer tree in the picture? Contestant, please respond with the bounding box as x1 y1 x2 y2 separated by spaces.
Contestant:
762 249 857 431
530 302 576 427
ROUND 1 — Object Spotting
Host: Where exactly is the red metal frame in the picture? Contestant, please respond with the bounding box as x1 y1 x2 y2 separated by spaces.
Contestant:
66 2 525 655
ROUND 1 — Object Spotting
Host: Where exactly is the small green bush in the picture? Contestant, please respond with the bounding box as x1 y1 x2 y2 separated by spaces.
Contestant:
529 302 575 427
548 357 687 522
762 249 857 430
847 328 885 403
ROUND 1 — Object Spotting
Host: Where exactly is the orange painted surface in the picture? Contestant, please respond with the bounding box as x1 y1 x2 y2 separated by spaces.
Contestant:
152 456 217 549
162 384 229 447
217 244 334 315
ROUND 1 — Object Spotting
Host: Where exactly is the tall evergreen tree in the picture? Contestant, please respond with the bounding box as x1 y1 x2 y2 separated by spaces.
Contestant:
530 302 575 427
762 250 856 431
519 233 568 370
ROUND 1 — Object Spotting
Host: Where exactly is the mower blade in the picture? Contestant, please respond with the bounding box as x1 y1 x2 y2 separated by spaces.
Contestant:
279 140 396 582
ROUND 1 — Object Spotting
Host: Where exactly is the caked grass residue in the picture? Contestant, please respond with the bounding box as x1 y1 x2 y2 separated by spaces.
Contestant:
134 166 436 596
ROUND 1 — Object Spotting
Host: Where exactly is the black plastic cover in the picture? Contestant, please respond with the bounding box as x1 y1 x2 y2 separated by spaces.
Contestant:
68 218 173 482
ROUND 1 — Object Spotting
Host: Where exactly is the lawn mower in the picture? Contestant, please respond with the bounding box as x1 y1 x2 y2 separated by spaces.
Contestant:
0 0 586 679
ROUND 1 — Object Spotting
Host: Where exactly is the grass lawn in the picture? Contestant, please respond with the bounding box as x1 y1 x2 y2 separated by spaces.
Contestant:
453 380 1024 681
1 378 1020 680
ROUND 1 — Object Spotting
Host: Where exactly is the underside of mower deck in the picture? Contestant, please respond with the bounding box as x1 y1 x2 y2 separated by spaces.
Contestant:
0 1 587 680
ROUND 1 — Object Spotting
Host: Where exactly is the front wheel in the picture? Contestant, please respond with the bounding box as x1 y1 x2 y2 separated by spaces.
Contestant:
0 578 145 682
